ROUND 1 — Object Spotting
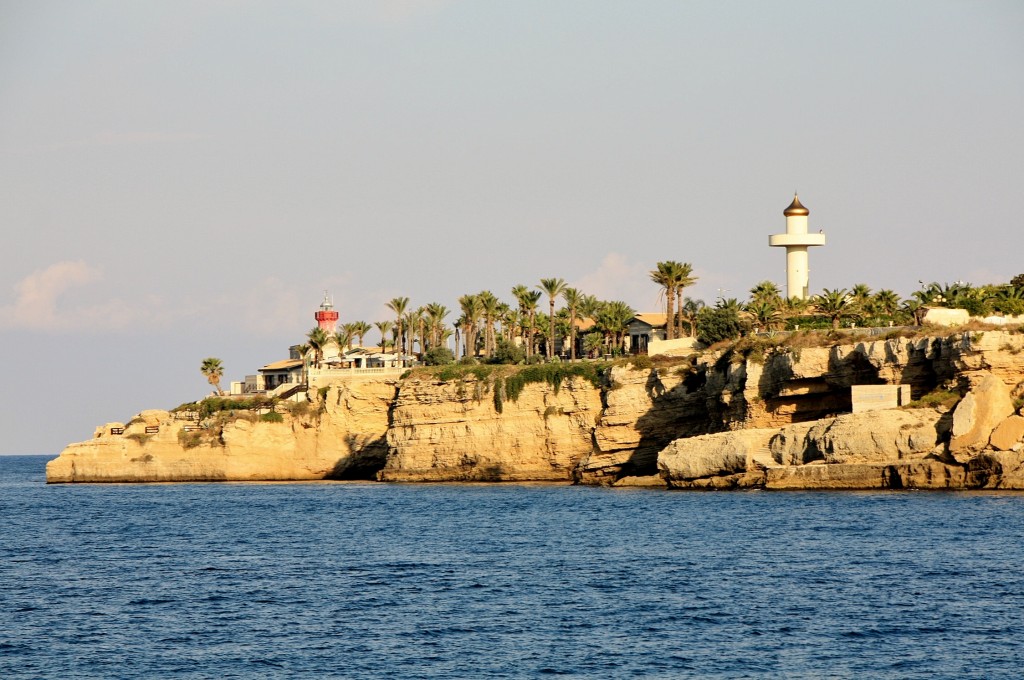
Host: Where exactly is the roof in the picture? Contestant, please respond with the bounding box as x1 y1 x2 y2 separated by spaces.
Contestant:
631 313 668 328
574 317 597 332
784 193 809 217
260 359 303 371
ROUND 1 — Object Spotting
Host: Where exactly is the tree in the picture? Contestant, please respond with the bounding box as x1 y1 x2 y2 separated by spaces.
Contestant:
873 289 901 319
458 294 482 358
744 300 781 332
374 321 393 354
1011 273 1024 289
538 278 567 359
749 281 782 306
513 287 542 357
478 290 500 357
596 300 634 353
424 303 449 350
307 326 329 368
349 321 371 348
422 346 455 366
334 328 353 356
696 307 745 345
562 287 583 360
200 357 224 396
671 262 697 339
386 297 410 358
813 288 854 330
679 298 705 338
649 262 677 340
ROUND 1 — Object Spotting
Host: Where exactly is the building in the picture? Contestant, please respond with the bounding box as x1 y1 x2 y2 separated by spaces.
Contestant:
768 194 826 300
626 313 668 354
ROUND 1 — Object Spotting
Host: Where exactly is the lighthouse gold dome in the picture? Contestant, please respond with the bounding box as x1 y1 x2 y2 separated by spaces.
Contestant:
783 193 809 217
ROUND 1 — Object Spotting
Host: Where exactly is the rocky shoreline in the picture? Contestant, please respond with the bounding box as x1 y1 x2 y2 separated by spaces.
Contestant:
46 330 1024 489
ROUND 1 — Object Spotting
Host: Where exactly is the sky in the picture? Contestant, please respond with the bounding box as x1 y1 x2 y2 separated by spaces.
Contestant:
2 0 1022 454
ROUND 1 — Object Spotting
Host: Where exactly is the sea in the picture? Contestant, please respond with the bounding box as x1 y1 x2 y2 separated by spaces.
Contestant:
3 454 1024 679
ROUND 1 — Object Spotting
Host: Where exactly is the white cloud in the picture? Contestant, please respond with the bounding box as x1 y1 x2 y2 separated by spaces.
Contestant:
1 261 102 331
572 253 661 312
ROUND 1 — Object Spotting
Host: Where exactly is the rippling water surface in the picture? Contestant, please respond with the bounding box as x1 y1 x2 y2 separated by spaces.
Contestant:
3 455 1024 678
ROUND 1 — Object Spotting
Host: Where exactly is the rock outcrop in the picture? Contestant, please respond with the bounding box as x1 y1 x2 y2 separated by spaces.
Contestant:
47 330 1024 488
381 375 601 482
46 380 394 483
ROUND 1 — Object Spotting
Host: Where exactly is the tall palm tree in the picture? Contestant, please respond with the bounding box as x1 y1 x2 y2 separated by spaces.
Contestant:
386 297 410 357
478 290 500 357
404 308 423 358
562 287 583 360
538 278 567 359
200 357 224 396
374 320 394 353
341 323 360 350
671 262 697 339
458 294 482 358
424 303 449 350
650 261 687 340
307 326 329 368
349 321 371 348
514 288 542 357
334 328 353 356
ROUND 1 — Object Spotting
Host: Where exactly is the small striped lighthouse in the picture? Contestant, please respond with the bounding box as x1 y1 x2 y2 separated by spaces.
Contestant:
314 291 339 333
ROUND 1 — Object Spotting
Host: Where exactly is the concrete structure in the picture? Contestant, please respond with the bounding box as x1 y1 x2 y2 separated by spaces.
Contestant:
769 194 826 300
851 384 912 413
314 291 339 333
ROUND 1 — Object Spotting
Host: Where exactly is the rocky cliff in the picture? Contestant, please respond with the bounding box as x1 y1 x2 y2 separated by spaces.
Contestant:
47 330 1024 489
46 379 395 483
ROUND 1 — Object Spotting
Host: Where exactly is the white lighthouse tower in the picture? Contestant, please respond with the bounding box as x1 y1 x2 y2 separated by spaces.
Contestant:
768 194 826 300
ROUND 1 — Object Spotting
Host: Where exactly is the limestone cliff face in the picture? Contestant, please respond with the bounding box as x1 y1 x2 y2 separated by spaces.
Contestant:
659 367 1024 490
381 376 601 482
46 380 394 483
47 331 1024 487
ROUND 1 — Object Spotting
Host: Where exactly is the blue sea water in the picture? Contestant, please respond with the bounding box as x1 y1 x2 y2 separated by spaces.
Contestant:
3 455 1024 679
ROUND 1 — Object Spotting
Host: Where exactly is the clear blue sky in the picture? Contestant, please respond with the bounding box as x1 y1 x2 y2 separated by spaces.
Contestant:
2 0 1022 454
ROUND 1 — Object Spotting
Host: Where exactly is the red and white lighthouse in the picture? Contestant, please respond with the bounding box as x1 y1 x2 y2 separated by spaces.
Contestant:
314 291 339 333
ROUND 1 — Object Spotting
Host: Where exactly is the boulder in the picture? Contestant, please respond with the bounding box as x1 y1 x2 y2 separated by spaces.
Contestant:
950 372 1015 458
612 475 668 488
990 415 1024 451
658 428 775 485
806 409 945 464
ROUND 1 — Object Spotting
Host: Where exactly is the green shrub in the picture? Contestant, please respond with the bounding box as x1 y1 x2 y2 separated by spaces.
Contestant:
697 307 746 344
260 411 284 423
488 337 526 365
905 388 961 410
423 346 456 366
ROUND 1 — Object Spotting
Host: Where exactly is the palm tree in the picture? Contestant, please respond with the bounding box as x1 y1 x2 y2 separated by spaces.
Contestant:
386 297 410 356
478 290 500 357
873 289 901 319
744 300 781 333
813 288 853 330
348 321 371 348
374 320 394 353
458 294 482 358
424 303 449 350
341 323 360 349
679 297 705 338
334 328 353 356
200 357 224 396
307 326 329 368
538 278 567 359
672 262 697 339
649 262 676 340
514 289 542 357
596 300 634 353
749 280 782 306
562 287 583 360
404 308 424 358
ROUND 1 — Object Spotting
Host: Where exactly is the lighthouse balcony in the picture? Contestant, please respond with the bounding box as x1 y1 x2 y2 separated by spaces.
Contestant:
768 233 826 247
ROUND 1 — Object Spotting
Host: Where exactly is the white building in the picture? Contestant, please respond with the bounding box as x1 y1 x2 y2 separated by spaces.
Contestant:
768 194 826 300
